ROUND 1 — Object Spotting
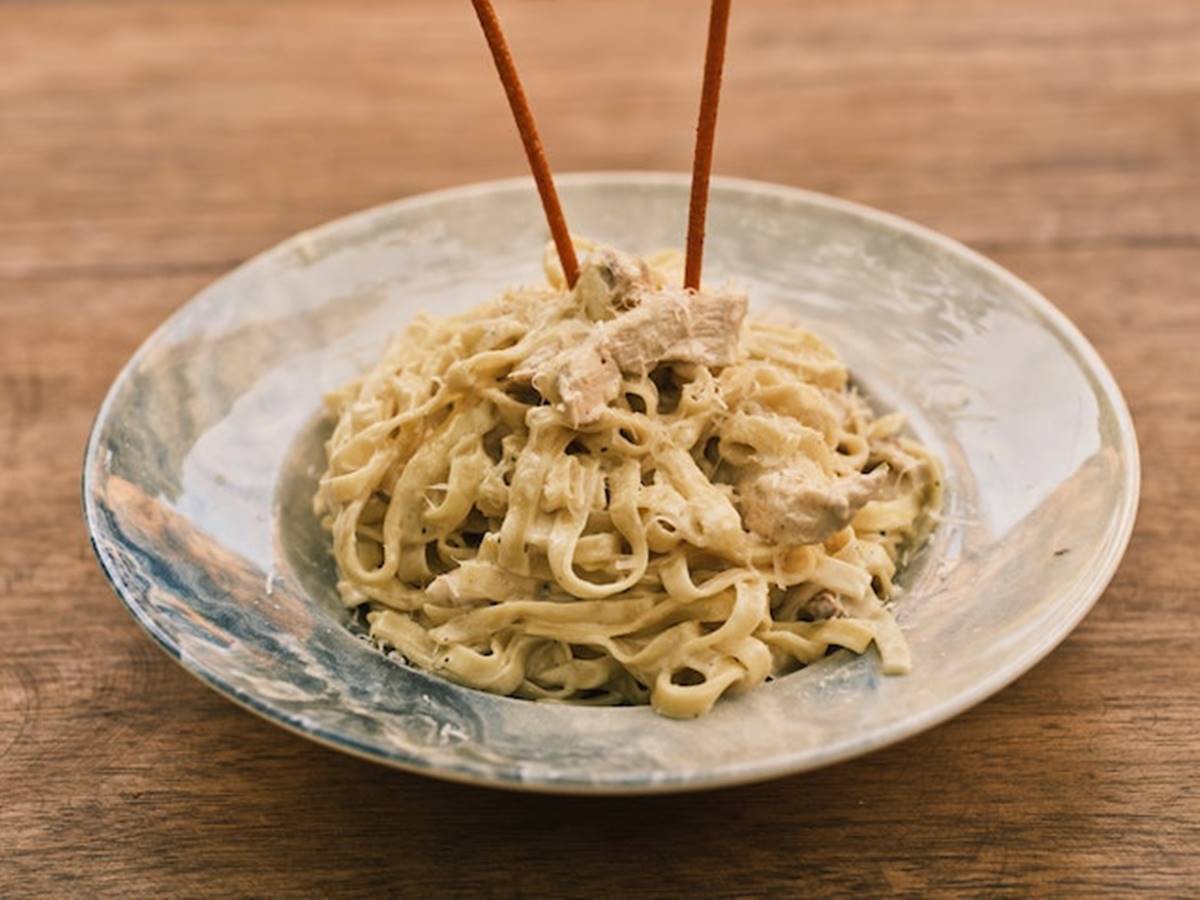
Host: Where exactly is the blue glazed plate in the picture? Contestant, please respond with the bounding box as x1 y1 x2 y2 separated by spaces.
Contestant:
83 173 1139 793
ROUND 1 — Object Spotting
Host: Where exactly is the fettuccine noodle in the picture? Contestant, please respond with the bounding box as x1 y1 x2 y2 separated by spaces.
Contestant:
316 242 941 717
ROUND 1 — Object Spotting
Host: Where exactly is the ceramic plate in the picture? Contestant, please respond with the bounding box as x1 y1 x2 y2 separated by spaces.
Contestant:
83 173 1139 793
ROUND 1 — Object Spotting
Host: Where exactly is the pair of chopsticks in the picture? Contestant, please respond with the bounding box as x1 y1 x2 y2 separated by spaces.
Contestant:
470 0 732 291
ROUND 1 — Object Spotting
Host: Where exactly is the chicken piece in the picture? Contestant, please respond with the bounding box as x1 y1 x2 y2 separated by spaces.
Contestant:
798 589 844 621
602 287 747 375
553 342 623 427
739 466 889 546
508 320 593 385
518 284 747 428
553 287 747 425
575 248 652 321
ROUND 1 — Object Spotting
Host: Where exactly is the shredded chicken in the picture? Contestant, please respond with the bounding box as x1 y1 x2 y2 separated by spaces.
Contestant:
551 343 622 426
508 320 593 386
528 266 748 427
543 285 748 426
799 589 844 621
603 287 747 374
738 466 889 546
575 248 651 320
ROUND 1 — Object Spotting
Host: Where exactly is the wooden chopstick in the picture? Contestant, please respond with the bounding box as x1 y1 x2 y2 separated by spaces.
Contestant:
470 0 580 288
684 0 732 291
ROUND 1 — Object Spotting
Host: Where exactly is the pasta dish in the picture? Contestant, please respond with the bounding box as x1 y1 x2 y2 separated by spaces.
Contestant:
315 243 941 718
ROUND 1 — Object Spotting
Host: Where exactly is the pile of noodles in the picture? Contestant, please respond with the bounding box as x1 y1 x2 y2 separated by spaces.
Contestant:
315 243 940 717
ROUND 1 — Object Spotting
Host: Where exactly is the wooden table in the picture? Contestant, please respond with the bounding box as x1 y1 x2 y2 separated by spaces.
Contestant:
3 1 1197 894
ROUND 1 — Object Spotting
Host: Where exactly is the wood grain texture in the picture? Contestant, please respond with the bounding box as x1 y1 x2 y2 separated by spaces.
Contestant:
1 0 1197 896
